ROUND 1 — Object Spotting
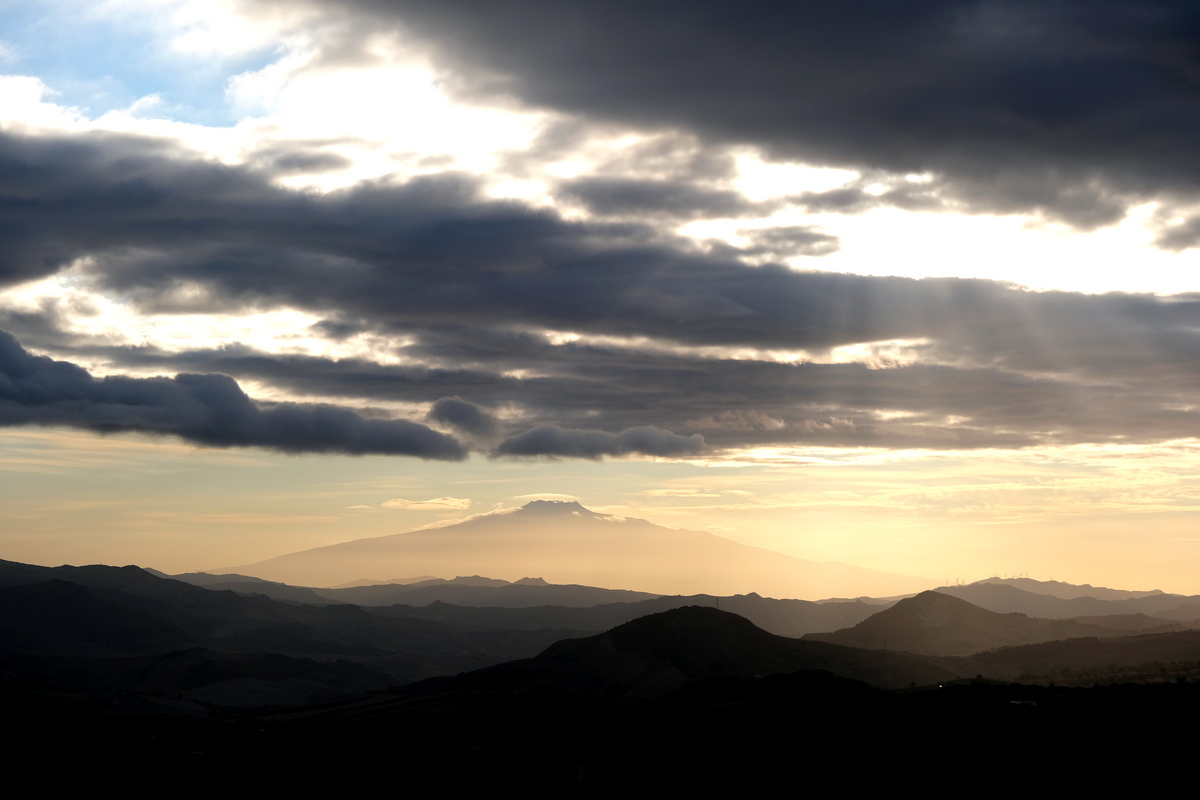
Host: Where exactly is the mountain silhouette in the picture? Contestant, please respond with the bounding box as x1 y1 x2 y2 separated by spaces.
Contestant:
973 576 1166 601
401 605 964 702
936 581 1200 623
804 590 1149 655
0 558 594 707
226 500 935 598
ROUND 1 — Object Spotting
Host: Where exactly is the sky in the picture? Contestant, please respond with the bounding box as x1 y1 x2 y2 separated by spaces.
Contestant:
3 0 1200 594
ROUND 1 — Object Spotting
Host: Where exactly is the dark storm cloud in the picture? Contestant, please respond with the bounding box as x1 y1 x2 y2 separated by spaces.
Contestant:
0 331 466 460
428 396 497 437
256 149 354 177
503 124 738 185
736 226 841 259
308 0 1200 234
0 131 301 287
1156 218 1200 252
21 295 1200 453
788 178 948 216
555 177 773 220
13 128 1180 370
7 125 1200 456
496 425 707 459
0 130 891 349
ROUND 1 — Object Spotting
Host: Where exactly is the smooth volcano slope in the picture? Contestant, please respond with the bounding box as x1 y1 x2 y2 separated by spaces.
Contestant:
805 591 1141 656
228 500 934 598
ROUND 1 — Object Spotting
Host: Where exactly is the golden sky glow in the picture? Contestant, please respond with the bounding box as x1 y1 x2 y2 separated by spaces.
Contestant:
3 2 1200 597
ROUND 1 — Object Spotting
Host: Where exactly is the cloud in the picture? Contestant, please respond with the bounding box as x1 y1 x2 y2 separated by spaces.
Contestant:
252 146 354 177
0 330 467 460
15 269 1200 453
310 0 1200 233
736 226 840 259
427 396 497 437
4 127 1153 368
555 177 775 220
382 496 472 510
496 425 707 459
8 120 1200 457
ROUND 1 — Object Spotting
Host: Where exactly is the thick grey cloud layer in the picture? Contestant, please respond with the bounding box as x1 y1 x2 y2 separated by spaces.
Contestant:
12 275 1200 453
0 331 466 459
4 128 1196 363
305 0 1200 234
497 425 707 459
428 396 497 438
0 131 935 348
556 177 778 221
4 113 1200 457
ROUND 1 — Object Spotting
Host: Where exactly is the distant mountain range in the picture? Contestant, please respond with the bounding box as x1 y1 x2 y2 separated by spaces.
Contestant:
972 576 1168 601
165 570 904 638
936 581 1200 621
6 554 1200 700
0 558 586 710
804 590 1189 656
222 500 938 598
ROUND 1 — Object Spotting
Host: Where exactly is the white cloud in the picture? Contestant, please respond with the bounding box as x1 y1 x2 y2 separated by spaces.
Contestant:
512 493 580 502
382 496 472 511
0 76 87 132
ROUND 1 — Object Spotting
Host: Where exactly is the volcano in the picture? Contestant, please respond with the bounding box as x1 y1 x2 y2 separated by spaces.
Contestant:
225 500 934 599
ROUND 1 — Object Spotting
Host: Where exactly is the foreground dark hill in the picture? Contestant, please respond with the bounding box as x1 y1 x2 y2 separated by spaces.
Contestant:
273 605 1200 788
365 591 892 639
510 605 962 696
227 500 935 598
970 628 1200 684
310 606 964 720
805 590 1157 655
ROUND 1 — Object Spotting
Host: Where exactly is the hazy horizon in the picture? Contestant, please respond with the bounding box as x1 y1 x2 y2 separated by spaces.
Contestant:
3 2 1200 596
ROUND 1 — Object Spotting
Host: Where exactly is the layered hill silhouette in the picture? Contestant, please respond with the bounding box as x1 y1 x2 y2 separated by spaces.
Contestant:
317 575 661 608
503 605 962 695
970 628 1200 683
306 605 963 717
9 553 1200 787
803 590 1185 656
972 576 1167 601
170 570 893 637
225 500 936 598
346 590 894 639
7 553 1200 718
936 580 1200 623
0 558 589 710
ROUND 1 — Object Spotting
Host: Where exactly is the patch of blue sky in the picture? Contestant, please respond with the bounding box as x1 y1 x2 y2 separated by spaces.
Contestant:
0 1 275 126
